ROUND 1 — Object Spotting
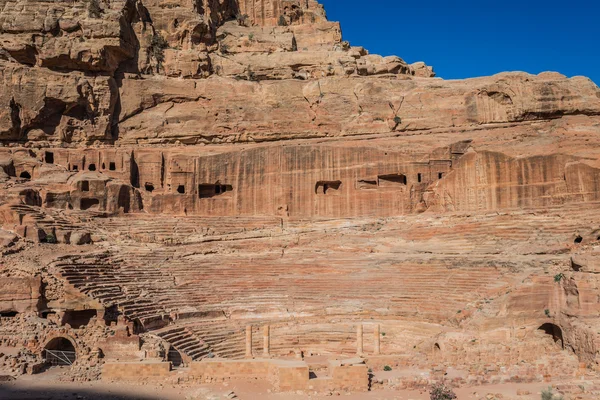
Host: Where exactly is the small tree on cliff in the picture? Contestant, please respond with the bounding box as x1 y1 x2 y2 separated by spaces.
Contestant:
149 33 169 72
430 382 457 400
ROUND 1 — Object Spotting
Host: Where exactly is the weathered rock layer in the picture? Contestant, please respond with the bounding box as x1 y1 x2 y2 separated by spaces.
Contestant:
1 0 600 395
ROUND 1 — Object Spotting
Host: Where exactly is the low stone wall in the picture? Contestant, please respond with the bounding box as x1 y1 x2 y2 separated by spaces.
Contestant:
102 361 171 381
330 361 369 392
190 358 368 392
269 360 309 392
191 359 271 382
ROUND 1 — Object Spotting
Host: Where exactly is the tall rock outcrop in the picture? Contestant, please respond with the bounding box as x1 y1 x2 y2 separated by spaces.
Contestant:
2 0 600 391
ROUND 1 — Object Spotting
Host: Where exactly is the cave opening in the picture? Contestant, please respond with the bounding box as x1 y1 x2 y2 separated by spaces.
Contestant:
315 180 342 195
62 309 97 329
167 348 183 368
378 174 407 187
0 311 19 318
538 323 564 349
44 337 76 366
80 198 100 210
199 184 233 198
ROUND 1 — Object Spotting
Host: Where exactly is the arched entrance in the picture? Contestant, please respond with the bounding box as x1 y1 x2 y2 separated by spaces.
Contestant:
167 347 183 368
44 337 77 366
538 323 564 349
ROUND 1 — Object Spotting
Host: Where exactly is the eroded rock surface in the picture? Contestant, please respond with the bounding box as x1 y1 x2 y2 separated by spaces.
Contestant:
1 0 600 398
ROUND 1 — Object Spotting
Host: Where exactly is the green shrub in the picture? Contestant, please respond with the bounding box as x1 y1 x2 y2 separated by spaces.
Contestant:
278 15 288 26
150 33 168 66
545 309 551 317
45 233 57 244
429 382 457 400
542 386 564 400
394 116 402 125
383 365 392 371
554 273 565 283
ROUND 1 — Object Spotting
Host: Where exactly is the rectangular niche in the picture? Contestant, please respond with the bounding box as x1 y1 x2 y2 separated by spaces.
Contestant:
315 180 342 195
356 179 378 190
377 174 407 187
198 184 233 198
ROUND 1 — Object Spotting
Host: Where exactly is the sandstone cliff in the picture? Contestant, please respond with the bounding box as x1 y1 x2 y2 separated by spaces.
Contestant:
1 0 600 394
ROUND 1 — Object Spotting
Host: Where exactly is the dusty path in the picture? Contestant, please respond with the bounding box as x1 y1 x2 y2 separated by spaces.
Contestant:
0 376 563 400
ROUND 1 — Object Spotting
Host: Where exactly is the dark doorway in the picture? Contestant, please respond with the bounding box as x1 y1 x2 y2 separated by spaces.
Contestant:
44 337 76 366
118 186 131 213
198 184 233 198
167 348 183 368
19 171 31 179
0 311 18 317
62 310 97 329
80 198 100 210
538 323 564 349
88 164 96 171
81 181 89 192
45 152 54 164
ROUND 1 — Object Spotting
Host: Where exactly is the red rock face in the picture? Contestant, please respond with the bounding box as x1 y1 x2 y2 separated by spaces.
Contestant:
1 0 600 392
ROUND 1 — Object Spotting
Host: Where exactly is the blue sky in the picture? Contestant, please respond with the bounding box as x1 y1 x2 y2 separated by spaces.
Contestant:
320 0 599 85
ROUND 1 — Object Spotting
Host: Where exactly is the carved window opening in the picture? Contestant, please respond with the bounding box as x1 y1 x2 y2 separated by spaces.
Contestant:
438 172 444 179
538 323 564 349
315 180 342 195
62 309 97 329
80 198 99 210
45 152 54 164
357 179 378 190
72 165 79 171
574 235 583 244
417 173 423 183
177 185 186 194
145 183 155 192
102 163 106 170
81 181 89 192
378 174 407 187
19 171 31 180
198 184 233 198
88 164 96 171
0 311 18 317
109 162 116 171
41 311 56 319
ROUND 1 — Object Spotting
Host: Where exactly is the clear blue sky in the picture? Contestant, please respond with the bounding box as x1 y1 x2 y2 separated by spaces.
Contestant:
320 0 599 85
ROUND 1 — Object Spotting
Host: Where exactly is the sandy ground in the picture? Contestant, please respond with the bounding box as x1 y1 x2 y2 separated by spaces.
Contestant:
0 371 561 400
